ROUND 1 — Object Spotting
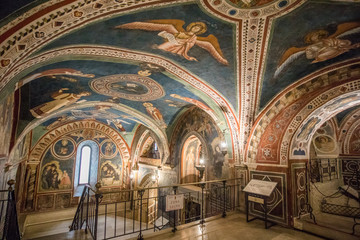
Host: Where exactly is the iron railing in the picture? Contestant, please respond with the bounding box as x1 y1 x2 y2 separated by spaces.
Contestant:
1 179 20 240
70 178 242 240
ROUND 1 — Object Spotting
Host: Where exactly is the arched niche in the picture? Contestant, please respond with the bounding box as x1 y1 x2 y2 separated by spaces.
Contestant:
289 92 360 160
138 173 158 223
131 126 163 168
180 133 205 183
169 107 227 181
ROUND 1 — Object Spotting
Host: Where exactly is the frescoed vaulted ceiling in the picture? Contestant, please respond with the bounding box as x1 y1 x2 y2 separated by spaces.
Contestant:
1 0 360 165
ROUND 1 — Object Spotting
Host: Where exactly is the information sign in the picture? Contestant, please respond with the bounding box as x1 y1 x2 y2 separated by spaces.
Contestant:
166 194 184 212
243 179 277 197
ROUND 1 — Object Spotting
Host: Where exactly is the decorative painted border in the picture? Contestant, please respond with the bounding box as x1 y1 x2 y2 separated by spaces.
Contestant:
287 84 360 160
29 120 130 163
246 61 360 165
6 46 240 163
50 136 76 160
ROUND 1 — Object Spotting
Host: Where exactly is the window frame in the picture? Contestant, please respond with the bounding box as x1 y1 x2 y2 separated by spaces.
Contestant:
78 145 92 185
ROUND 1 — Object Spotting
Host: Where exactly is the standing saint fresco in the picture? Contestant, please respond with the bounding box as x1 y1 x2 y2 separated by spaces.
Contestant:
143 102 167 128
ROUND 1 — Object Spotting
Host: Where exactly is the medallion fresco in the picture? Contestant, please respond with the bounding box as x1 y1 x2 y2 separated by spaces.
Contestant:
51 137 76 160
90 74 165 101
313 135 336 154
261 1 360 109
15 59 216 140
34 120 127 211
36 3 237 111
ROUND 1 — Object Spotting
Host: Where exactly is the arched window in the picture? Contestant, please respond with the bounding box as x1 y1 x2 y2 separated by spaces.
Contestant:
74 140 99 196
79 145 91 185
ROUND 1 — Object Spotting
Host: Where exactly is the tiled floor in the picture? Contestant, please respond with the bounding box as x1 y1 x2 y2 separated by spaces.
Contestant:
25 213 325 240
141 213 324 240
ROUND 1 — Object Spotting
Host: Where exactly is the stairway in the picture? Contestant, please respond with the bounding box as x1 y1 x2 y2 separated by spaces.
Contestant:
22 208 76 239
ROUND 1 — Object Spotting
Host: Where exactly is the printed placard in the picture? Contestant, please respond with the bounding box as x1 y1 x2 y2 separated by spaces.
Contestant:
166 194 184 211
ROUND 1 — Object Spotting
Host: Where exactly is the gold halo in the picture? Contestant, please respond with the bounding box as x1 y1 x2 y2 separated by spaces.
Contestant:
138 70 152 76
186 22 207 35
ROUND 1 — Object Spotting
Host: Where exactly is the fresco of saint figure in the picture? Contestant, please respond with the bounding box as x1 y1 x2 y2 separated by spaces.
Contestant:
314 135 336 153
297 116 321 141
17 68 94 88
143 102 167 128
41 164 60 190
275 22 360 78
213 145 224 178
104 142 115 156
116 20 228 65
41 161 72 191
30 88 90 118
100 162 120 186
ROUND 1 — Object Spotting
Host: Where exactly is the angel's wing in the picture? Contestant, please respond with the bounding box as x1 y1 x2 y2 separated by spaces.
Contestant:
115 19 185 35
278 46 307 67
331 21 360 38
195 35 228 65
274 48 306 79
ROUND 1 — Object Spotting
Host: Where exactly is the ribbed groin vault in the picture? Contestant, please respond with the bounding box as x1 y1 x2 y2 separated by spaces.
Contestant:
0 0 360 239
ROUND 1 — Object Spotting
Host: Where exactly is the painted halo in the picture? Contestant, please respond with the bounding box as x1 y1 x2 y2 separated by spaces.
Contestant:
90 74 165 101
100 139 118 159
51 137 76 160
313 135 336 153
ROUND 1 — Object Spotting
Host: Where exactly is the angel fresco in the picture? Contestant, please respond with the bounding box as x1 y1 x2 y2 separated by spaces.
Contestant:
116 20 229 65
274 22 360 79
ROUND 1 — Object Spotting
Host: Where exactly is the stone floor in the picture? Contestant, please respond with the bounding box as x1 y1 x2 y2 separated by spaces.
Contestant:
24 213 325 240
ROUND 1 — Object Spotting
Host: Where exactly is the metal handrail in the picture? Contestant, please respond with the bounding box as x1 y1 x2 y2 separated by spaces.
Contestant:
98 178 242 195
1 179 21 240
70 177 243 240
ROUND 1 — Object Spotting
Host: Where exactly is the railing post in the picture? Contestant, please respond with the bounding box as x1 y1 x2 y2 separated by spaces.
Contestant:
200 183 205 224
138 189 145 240
3 179 20 240
94 182 102 240
172 186 178 233
85 186 90 234
305 163 316 224
222 180 227 218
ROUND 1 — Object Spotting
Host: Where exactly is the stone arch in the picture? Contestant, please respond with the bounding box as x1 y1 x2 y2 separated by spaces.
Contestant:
139 173 158 223
29 120 130 163
338 108 360 154
180 131 209 183
343 119 360 155
287 91 360 160
169 107 227 180
131 126 163 168
245 62 360 165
